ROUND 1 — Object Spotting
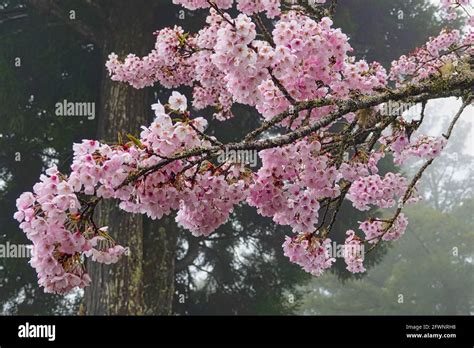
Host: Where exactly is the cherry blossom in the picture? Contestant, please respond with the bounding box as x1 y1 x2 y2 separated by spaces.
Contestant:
440 0 473 27
15 0 474 293
347 173 408 211
282 233 335 276
168 91 188 112
343 230 366 274
359 214 409 243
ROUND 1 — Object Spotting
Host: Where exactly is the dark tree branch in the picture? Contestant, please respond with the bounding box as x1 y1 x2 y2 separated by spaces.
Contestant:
120 71 474 188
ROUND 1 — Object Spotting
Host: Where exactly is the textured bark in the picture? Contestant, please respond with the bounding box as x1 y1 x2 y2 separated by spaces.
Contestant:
84 0 177 315
143 218 178 315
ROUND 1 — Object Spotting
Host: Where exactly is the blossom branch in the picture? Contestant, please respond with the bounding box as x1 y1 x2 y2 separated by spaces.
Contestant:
245 71 473 142
365 95 472 253
122 72 474 187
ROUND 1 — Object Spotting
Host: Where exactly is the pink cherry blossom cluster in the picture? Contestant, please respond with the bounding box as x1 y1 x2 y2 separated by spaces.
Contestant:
383 133 448 165
359 213 409 243
235 0 281 19
347 173 408 211
390 28 472 84
192 10 237 119
15 93 252 293
440 0 473 26
176 171 249 236
192 51 234 120
400 135 446 165
343 230 366 273
257 13 387 121
106 26 195 89
247 139 340 233
106 9 388 124
68 135 185 223
14 167 110 294
282 233 335 276
211 13 268 108
339 151 384 182
70 95 249 232
85 234 128 264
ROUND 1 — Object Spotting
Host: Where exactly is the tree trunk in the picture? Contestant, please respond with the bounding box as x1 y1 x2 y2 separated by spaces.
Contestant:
143 218 179 314
85 0 177 315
